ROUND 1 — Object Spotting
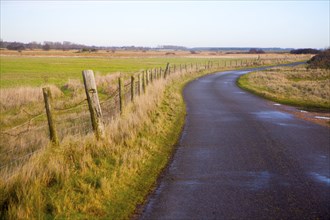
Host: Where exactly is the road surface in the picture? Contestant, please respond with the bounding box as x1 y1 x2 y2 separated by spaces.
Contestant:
140 66 330 220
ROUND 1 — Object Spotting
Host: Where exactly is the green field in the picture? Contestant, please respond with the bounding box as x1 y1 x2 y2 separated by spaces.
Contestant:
0 56 227 88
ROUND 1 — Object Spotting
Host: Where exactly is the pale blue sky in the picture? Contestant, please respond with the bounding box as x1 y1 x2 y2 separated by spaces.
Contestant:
1 1 329 48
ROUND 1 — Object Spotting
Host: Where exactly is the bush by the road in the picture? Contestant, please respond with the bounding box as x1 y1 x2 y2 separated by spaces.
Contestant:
307 49 330 69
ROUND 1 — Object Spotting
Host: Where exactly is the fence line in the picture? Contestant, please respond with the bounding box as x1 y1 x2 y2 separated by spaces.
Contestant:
0 58 296 179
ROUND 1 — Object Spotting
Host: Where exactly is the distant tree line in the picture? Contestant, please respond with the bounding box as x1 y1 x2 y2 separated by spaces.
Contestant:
290 48 320 54
0 40 152 52
0 40 98 51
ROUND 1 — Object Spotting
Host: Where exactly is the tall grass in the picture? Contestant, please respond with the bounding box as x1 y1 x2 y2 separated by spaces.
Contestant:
0 85 63 111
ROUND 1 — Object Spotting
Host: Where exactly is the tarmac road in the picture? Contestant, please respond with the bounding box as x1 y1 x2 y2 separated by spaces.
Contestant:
140 65 330 220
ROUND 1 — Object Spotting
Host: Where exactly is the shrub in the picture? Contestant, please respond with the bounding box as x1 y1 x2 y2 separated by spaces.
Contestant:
248 48 265 54
307 49 330 69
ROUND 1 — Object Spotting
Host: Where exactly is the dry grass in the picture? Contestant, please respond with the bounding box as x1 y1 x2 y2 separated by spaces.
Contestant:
0 85 63 111
238 66 330 110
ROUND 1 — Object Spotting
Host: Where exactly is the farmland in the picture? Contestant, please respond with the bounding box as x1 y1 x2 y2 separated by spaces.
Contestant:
1 49 312 88
0 55 222 88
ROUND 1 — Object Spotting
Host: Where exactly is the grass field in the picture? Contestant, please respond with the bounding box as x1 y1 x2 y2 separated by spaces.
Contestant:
0 50 311 88
0 56 226 88
237 65 330 111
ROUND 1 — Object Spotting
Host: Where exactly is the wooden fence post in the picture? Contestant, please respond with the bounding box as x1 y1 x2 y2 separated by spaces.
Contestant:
82 70 105 140
164 63 170 78
42 87 59 145
139 73 143 95
131 75 135 102
143 71 146 93
150 69 153 83
118 77 124 114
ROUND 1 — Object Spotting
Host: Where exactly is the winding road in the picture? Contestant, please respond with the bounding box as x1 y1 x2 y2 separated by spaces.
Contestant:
140 65 330 220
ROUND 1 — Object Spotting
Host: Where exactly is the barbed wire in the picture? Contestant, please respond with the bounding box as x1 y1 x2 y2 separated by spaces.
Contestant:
99 89 119 105
124 81 131 88
1 111 46 134
0 148 44 170
54 98 87 112
0 139 43 157
1 120 32 138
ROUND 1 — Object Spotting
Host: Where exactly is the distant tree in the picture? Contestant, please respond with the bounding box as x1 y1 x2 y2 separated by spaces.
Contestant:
290 48 320 54
7 42 25 51
248 48 265 54
42 44 51 51
26 41 41 50
307 49 330 69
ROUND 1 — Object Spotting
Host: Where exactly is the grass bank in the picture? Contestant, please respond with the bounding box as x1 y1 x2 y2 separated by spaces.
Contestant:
0 67 213 219
237 66 330 111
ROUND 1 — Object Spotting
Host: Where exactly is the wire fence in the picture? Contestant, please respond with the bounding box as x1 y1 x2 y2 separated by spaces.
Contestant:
0 58 298 180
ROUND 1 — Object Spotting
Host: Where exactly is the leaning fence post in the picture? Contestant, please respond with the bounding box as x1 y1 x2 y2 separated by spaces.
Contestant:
82 70 105 140
131 75 135 102
42 87 59 145
118 77 124 114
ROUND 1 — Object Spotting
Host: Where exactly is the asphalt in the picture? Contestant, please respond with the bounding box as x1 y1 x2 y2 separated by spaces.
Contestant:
139 65 330 220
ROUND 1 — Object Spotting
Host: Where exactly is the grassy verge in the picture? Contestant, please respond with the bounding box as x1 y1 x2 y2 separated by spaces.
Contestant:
0 68 212 219
237 66 330 111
